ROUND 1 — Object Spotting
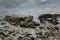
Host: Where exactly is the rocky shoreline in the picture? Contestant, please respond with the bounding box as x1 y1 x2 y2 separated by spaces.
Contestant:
0 14 60 40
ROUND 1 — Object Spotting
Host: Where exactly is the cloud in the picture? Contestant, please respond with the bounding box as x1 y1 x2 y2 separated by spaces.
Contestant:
28 0 35 3
40 0 47 2
28 0 36 6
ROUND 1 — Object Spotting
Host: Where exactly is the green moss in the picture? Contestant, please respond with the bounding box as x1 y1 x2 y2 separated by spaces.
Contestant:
24 15 33 24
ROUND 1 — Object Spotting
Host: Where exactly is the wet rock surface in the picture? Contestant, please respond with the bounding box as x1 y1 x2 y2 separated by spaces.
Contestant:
4 15 39 28
38 14 60 25
0 14 60 40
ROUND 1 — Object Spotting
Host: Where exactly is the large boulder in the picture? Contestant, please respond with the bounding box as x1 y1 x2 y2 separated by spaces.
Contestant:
3 14 27 26
38 14 60 25
3 14 35 28
38 14 53 23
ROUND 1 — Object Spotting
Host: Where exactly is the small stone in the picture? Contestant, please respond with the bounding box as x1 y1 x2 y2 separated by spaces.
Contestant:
39 27 44 29
34 22 40 26
18 35 24 40
47 18 54 23
25 22 35 28
47 27 50 29
26 34 32 37
30 37 35 40
0 19 3 21
36 32 42 36
44 32 50 38
1 22 6 25
19 36 23 38
54 27 59 30
0 38 2 40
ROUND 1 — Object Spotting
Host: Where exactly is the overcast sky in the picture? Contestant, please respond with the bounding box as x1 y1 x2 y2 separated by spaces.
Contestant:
0 0 60 18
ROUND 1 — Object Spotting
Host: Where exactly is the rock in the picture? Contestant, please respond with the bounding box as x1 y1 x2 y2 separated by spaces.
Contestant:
52 14 60 18
4 15 27 26
39 26 44 29
4 15 12 21
24 15 33 24
26 34 32 37
0 19 3 21
25 22 35 28
0 38 2 40
36 32 42 36
3 14 34 26
54 27 59 30
3 14 36 28
17 35 24 40
47 18 54 23
44 32 50 38
47 27 50 29
0 20 10 27
1 22 6 25
0 32 8 37
11 22 17 26
38 14 52 23
30 37 35 40
0 18 60 40
38 14 52 19
56 17 60 24
38 14 60 25
33 22 40 26
4 14 26 22
20 21 25 27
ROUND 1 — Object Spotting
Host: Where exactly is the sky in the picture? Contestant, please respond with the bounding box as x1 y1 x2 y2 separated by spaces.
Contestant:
0 0 60 19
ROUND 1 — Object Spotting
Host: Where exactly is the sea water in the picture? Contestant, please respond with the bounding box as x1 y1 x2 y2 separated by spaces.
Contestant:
0 0 60 26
